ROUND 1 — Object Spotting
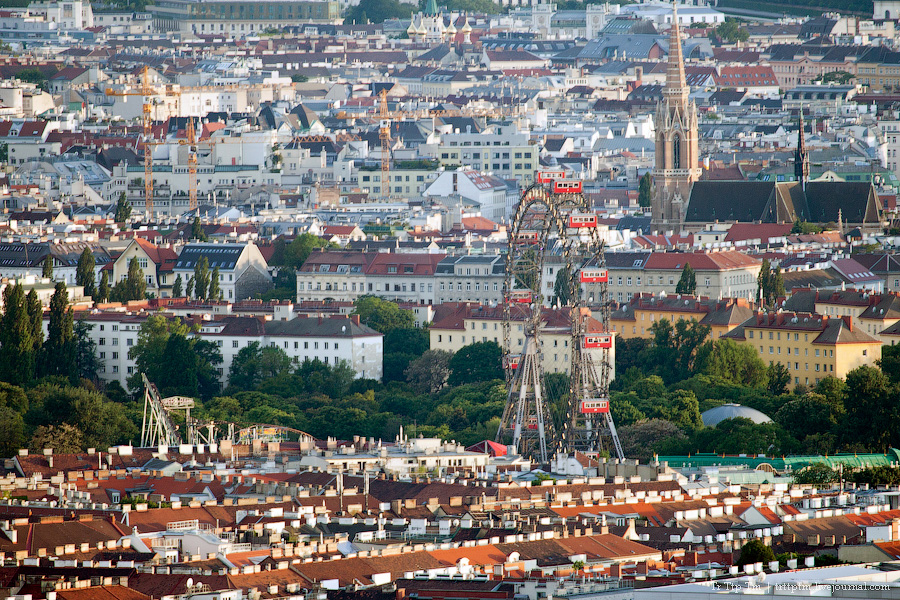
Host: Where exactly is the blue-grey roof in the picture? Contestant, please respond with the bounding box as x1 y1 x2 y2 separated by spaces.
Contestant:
578 34 666 60
175 243 245 271
701 403 772 427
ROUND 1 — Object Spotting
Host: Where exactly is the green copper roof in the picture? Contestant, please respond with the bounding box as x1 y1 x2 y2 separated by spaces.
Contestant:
656 449 900 473
424 0 439 17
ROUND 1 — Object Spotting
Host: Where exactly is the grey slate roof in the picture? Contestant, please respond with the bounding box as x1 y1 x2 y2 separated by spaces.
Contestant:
174 243 244 270
264 316 380 338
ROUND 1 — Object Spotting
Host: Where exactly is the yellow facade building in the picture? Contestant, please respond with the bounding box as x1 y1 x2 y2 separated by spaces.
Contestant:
609 293 755 340
723 311 882 387
429 303 614 377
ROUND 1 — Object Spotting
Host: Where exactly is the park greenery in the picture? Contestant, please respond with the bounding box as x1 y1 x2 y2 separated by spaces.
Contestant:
0 282 899 483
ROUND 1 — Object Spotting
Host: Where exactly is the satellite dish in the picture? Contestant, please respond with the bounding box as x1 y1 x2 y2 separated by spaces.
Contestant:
507 551 520 563
186 578 194 589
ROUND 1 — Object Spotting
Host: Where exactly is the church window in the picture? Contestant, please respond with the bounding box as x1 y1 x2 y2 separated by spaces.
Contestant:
673 133 682 169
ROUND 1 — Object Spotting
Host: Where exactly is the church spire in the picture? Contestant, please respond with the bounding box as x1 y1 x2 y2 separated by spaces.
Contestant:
424 0 439 17
795 107 809 190
663 1 689 106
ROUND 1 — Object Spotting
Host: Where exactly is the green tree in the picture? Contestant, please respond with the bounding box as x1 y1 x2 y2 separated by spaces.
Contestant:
172 274 183 298
619 419 686 462
29 423 84 453
757 258 785 307
815 70 853 85
771 266 785 300
228 342 292 391
432 0 499 13
852 466 900 486
114 192 132 223
652 389 703 431
74 319 102 382
208 266 221 300
111 256 147 302
76 248 96 297
42 256 53 279
15 67 49 91
194 256 210 300
97 271 110 303
41 281 76 380
843 365 896 452
128 315 222 399
283 233 340 269
187 276 195 299
0 407 25 457
675 263 696 295
767 363 791 395
353 296 415 333
714 19 749 43
0 284 34 386
553 265 572 306
406 349 453 394
258 267 297 302
25 289 43 352
638 171 652 208
879 344 900 385
736 539 775 567
345 0 414 24
697 338 767 387
794 462 838 485
448 341 503 386
191 217 208 242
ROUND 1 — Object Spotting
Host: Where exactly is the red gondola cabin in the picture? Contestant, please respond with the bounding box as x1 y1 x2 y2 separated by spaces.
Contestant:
568 213 597 228
514 231 539 244
536 170 566 183
553 180 583 194
583 334 613 349
507 290 532 303
579 268 608 283
580 399 609 414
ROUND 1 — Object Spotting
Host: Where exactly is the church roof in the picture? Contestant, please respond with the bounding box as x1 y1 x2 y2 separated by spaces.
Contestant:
684 180 880 225
685 181 775 223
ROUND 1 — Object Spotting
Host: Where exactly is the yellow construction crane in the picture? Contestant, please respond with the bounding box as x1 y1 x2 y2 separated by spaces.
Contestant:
106 66 157 215
378 89 391 199
176 116 199 212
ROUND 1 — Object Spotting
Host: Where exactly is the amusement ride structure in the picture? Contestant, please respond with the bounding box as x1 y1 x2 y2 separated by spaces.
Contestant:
496 173 624 463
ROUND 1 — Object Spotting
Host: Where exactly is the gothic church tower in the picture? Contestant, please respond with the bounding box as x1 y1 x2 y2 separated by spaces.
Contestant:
652 3 701 229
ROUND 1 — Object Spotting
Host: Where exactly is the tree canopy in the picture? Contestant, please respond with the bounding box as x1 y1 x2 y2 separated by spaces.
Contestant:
346 0 414 23
353 296 415 333
448 341 503 386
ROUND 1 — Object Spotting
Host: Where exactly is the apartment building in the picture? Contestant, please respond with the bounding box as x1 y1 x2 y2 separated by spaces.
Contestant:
105 238 179 299
610 294 755 340
172 243 272 302
424 124 539 186
148 0 340 34
785 288 900 344
429 303 614 378
423 169 511 222
600 251 761 304
356 164 442 200
434 255 505 305
73 307 383 389
297 251 444 305
723 311 882 387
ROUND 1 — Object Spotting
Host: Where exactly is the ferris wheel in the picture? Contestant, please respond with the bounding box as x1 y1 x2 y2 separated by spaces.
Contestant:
496 172 624 463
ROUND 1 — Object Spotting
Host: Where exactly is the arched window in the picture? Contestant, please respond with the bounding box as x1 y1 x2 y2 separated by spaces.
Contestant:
886 10 891 19
673 133 682 169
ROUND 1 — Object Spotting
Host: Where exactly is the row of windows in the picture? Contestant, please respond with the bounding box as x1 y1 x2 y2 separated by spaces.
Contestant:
98 337 132 346
766 355 836 373
440 281 499 292
298 281 433 293
762 345 837 359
